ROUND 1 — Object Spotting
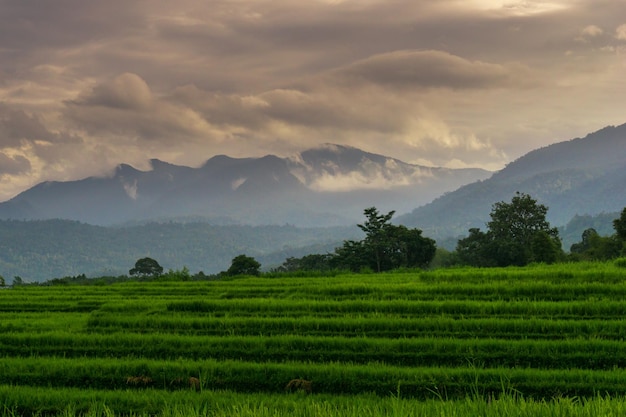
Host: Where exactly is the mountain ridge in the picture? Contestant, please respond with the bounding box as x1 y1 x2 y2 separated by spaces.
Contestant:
397 123 626 246
0 144 491 227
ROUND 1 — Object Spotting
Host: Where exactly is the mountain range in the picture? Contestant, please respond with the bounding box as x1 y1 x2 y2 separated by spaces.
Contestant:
397 123 626 246
1 123 625 282
0 144 491 227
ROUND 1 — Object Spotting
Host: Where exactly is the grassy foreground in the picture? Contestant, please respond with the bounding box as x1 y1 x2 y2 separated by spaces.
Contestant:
2 387 626 417
3 261 626 415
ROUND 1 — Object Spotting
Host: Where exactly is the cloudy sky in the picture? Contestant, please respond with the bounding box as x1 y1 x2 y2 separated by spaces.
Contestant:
1 0 625 201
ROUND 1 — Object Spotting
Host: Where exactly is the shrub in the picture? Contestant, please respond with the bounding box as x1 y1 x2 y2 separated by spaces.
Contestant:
614 257 626 268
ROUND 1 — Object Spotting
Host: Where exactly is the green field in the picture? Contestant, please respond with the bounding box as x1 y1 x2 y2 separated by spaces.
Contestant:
2 262 626 416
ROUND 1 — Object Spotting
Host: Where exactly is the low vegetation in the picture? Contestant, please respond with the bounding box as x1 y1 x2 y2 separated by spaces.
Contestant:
2 262 626 415
2 196 626 415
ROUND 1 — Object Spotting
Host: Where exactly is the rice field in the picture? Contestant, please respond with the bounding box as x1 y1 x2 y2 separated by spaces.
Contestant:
2 261 626 416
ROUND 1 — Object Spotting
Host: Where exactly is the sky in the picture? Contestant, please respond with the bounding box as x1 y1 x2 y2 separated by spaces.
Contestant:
1 0 625 201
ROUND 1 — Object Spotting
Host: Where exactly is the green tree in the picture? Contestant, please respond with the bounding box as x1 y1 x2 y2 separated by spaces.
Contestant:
129 257 163 277
456 193 562 267
570 228 600 254
487 192 560 265
276 254 334 273
226 254 261 276
334 207 436 272
531 231 561 264
613 207 626 255
456 228 495 267
570 228 621 261
614 207 626 241
358 207 396 273
0 275 5 287
387 225 437 269
331 240 368 272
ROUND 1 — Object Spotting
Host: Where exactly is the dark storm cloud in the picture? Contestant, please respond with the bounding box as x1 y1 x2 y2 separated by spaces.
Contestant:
0 153 30 175
0 104 81 147
0 104 62 147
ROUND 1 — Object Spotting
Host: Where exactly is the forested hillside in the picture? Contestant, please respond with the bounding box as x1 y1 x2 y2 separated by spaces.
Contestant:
0 220 359 282
398 123 626 242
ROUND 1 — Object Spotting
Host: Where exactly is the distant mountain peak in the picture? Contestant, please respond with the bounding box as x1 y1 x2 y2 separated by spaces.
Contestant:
115 163 140 177
0 143 492 226
289 143 457 192
397 122 626 246
149 158 175 169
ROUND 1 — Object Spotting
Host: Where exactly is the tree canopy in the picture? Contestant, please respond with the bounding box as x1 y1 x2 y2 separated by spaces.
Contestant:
613 207 626 244
334 207 436 272
129 257 163 277
569 207 626 260
456 192 562 266
226 254 261 276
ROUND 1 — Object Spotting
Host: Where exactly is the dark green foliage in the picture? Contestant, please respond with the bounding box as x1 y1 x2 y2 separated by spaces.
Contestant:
559 212 619 251
331 240 367 272
456 228 495 267
487 192 560 265
275 254 335 273
129 257 163 277
613 207 626 242
568 205 626 260
570 228 621 261
570 228 600 254
358 207 396 273
613 207 626 256
226 255 261 276
456 193 562 267
333 207 436 272
531 231 561 264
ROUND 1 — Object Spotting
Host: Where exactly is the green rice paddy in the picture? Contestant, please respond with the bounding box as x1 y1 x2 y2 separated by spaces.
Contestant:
2 261 626 416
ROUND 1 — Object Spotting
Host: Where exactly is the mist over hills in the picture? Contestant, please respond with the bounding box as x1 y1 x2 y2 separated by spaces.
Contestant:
0 219 360 282
1 124 625 282
0 144 491 227
397 123 626 247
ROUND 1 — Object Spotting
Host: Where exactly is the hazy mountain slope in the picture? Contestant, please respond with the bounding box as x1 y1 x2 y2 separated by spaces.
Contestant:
0 219 360 282
397 123 626 245
558 211 621 252
0 145 491 227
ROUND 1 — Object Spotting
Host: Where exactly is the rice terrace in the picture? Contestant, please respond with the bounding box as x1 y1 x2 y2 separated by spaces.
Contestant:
3 262 626 416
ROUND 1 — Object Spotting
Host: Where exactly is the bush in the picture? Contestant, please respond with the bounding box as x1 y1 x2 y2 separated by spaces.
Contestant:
614 258 626 268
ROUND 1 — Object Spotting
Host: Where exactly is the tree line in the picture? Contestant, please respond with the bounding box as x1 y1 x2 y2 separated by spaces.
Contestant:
4 193 626 286
273 193 626 273
130 194 626 279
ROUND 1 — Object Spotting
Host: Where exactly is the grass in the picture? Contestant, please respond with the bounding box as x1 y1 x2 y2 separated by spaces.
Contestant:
3 261 626 414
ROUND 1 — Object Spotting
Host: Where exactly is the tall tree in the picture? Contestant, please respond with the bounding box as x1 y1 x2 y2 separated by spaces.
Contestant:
129 257 163 277
455 228 495 267
358 207 395 273
334 207 437 272
226 254 261 276
457 192 562 266
613 207 626 242
570 228 620 260
387 225 437 269
487 192 561 265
